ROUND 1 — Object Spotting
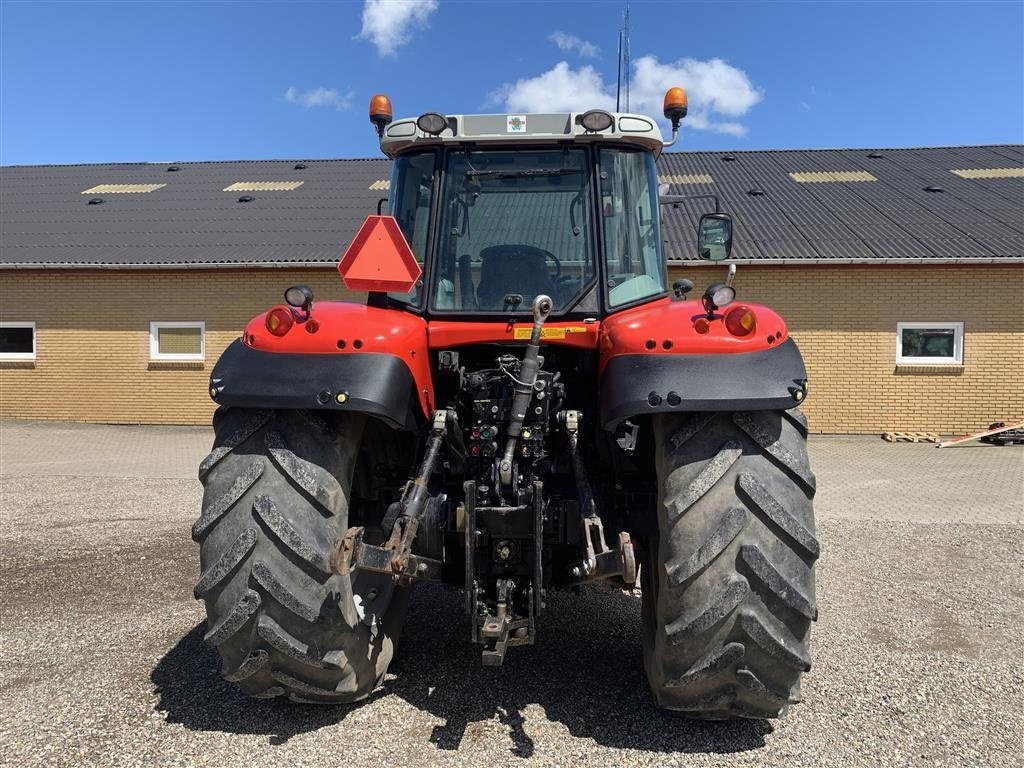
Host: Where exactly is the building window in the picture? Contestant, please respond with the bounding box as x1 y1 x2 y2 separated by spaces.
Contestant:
896 322 963 365
150 322 205 361
0 322 36 361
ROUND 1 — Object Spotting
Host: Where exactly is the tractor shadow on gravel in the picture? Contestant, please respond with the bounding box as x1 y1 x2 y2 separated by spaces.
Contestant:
152 584 772 753
385 583 773 756
151 623 384 745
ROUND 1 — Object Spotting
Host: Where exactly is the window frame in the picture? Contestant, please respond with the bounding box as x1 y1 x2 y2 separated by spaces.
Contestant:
150 321 206 362
895 321 964 365
386 149 440 311
596 145 669 312
0 321 36 361
425 144 600 316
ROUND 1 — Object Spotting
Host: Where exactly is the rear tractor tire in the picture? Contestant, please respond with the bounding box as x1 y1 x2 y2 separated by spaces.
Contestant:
192 407 408 702
642 408 819 719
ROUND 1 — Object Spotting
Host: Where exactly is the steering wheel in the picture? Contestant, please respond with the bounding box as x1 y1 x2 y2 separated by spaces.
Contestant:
476 244 563 309
509 245 560 282
543 248 561 282
489 245 559 279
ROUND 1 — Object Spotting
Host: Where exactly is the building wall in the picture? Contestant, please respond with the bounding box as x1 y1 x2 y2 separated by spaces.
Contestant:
1 265 1021 433
668 263 1024 434
0 268 355 426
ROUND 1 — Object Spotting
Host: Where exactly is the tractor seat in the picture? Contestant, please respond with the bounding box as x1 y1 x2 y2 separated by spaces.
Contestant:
475 244 557 309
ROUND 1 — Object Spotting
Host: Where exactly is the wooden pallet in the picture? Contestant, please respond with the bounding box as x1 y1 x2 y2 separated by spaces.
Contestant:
882 431 941 443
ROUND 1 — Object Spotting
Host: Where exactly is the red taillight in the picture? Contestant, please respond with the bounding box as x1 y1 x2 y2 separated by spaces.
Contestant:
265 306 295 336
693 317 710 334
725 306 757 336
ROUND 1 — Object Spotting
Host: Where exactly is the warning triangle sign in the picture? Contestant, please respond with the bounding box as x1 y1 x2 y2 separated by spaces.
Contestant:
338 215 422 292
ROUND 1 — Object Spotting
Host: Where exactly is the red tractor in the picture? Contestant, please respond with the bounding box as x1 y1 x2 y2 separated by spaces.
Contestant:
194 88 818 719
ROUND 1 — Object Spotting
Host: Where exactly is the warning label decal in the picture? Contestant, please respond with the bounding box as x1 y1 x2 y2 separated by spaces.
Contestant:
512 325 588 341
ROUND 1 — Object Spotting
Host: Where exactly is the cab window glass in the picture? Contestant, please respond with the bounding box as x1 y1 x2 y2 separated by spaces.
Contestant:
600 148 666 307
387 151 436 304
431 148 595 312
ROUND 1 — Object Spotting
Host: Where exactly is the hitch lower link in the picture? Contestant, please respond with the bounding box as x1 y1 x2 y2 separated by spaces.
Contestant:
562 409 638 588
331 409 449 585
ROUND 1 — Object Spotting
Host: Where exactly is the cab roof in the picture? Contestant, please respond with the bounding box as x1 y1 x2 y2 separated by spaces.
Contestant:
379 112 665 158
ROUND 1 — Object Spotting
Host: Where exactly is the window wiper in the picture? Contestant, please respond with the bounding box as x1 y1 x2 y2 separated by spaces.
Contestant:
464 168 583 179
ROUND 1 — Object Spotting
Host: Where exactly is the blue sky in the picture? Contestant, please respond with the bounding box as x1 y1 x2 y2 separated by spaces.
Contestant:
1 0 1022 165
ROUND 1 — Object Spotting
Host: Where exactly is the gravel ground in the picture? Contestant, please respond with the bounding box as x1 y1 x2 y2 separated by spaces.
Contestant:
1 420 1022 767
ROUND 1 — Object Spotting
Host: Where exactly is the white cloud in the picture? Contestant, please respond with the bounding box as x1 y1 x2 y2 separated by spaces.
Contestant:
359 0 438 57
284 86 355 111
491 55 762 137
549 31 599 58
631 56 762 134
491 62 613 113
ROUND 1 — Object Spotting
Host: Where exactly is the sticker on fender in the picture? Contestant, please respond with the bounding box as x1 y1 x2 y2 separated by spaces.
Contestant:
513 326 588 341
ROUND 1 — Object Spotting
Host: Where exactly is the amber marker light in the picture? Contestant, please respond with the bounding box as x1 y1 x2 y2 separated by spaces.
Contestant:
369 94 393 137
662 87 689 148
725 306 757 337
663 87 688 123
265 306 295 337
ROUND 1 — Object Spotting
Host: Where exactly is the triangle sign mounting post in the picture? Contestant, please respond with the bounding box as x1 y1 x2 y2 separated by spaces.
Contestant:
338 215 422 293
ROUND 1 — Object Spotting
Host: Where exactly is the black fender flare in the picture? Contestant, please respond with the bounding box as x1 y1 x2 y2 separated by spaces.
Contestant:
599 338 808 430
209 339 424 431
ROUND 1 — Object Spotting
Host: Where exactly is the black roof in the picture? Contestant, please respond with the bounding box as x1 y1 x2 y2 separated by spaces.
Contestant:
1 146 1021 268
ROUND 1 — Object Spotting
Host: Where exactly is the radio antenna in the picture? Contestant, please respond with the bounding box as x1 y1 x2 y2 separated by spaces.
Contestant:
615 3 630 112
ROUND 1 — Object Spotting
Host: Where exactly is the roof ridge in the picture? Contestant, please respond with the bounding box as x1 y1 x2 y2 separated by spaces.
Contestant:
3 145 1021 170
0 157 386 170
663 143 1024 157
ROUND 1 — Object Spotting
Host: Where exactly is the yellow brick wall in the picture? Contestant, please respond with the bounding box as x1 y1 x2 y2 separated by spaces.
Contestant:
1 265 1021 433
668 263 1024 434
0 268 357 425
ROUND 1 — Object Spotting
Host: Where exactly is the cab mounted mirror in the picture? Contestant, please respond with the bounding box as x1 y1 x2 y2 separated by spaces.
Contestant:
697 213 734 261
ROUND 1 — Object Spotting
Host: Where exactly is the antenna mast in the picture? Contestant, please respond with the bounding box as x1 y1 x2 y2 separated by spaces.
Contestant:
616 3 630 112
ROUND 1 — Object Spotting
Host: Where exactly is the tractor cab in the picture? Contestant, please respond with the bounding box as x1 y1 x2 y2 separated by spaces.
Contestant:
370 94 691 318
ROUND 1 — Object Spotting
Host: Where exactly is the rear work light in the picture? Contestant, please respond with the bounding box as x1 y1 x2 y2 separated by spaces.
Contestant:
265 306 295 336
725 306 757 337
416 112 448 135
580 109 614 132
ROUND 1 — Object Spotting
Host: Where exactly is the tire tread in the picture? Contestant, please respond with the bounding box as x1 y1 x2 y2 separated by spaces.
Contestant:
645 408 818 719
192 408 406 703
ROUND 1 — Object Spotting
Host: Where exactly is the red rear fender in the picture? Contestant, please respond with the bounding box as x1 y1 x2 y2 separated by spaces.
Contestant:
600 297 789 366
242 302 433 416
597 298 805 428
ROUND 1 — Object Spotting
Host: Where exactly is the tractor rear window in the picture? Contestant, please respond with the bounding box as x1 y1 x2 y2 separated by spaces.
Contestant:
431 148 595 313
599 148 666 308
